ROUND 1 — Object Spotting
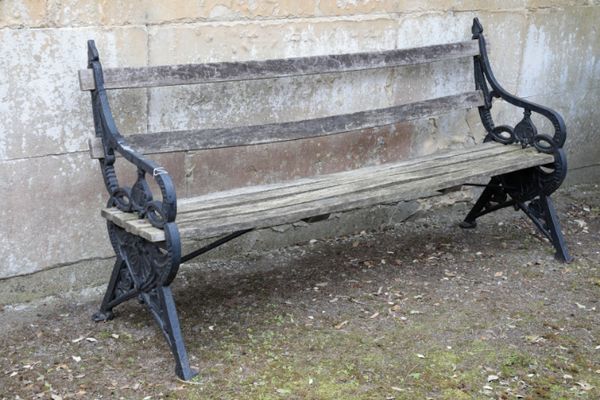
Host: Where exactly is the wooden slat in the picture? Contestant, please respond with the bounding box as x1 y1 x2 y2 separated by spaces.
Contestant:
101 144 554 242
177 148 552 239
79 40 479 91
177 143 519 215
175 147 536 223
88 91 484 158
102 208 166 242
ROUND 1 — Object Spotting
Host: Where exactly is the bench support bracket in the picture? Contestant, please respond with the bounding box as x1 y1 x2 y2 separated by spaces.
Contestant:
461 176 572 263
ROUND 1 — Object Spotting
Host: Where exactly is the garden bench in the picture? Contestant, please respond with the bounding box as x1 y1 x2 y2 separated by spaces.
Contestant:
80 19 571 380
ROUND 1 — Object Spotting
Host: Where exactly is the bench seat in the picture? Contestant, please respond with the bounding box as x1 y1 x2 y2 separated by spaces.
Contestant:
102 142 553 242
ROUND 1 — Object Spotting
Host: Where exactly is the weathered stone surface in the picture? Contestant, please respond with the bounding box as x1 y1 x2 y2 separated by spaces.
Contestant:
0 150 186 279
184 122 415 196
0 27 147 161
46 0 321 26
148 17 398 64
518 6 600 97
1 2 599 295
0 0 47 28
0 154 110 279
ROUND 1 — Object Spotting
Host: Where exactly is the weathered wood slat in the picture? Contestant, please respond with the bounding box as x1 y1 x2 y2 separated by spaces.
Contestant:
88 91 484 157
176 147 544 223
79 40 479 91
102 208 167 242
176 149 552 239
177 143 520 215
101 144 553 242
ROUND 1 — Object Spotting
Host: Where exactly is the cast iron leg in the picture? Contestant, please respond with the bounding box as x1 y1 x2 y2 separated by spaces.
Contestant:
459 179 497 229
539 195 572 262
92 258 134 322
520 194 573 263
141 286 198 380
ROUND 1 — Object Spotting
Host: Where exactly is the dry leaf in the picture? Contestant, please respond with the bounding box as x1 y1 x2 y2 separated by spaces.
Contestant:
71 356 81 363
487 375 499 382
335 320 349 330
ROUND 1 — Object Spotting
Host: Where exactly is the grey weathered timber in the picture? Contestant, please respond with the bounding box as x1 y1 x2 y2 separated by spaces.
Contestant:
88 91 483 157
79 40 479 91
101 144 553 242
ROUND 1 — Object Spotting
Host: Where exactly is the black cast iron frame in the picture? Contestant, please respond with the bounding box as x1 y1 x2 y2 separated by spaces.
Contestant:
86 18 571 381
459 18 571 263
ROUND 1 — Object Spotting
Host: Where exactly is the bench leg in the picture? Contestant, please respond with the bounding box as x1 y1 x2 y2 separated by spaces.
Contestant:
459 178 514 229
92 258 134 322
93 222 198 380
517 194 572 263
460 178 571 263
92 258 197 380
140 286 198 381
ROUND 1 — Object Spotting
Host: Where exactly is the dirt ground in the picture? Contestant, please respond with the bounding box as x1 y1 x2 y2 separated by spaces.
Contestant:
1 184 599 400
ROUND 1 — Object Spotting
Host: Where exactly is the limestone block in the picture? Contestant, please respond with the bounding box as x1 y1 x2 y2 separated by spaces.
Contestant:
0 0 47 28
0 27 148 161
0 154 110 279
184 121 417 196
145 17 398 132
148 17 398 64
0 150 186 279
47 0 321 26
518 6 600 98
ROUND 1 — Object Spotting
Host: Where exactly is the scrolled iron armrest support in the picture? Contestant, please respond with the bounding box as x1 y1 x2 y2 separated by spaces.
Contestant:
471 18 567 199
87 40 177 229
472 18 567 152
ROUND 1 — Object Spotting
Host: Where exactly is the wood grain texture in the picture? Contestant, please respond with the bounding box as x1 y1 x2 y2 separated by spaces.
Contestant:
79 40 479 91
88 91 484 158
100 144 553 242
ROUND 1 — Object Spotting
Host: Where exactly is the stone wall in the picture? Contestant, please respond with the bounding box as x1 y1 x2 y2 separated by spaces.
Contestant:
1 1 598 300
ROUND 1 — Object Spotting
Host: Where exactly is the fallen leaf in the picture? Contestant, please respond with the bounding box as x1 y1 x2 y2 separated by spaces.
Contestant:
72 356 81 363
576 381 593 391
369 312 380 319
71 337 84 343
494 272 503 277
526 335 544 344
85 337 97 343
416 354 425 359
51 395 63 400
335 320 349 330
487 375 499 382
276 388 291 394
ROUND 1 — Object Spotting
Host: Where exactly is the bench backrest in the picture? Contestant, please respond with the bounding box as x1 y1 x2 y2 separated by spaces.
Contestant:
81 39 484 156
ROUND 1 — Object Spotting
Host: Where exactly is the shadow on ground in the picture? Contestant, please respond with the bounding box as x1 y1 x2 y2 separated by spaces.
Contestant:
1 185 599 399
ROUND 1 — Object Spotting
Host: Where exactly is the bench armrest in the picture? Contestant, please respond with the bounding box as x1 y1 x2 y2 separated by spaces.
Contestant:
87 41 177 229
472 18 567 153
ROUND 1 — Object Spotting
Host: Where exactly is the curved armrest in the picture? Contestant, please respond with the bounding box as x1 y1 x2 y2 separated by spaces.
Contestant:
87 40 176 228
472 18 566 150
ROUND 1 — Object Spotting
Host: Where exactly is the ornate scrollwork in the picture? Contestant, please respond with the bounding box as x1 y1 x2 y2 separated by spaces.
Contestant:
106 219 181 289
88 40 177 230
471 18 568 200
462 19 572 263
